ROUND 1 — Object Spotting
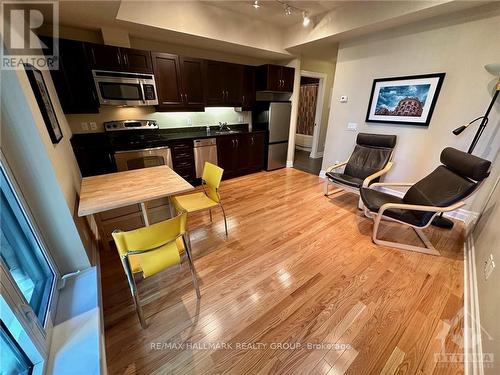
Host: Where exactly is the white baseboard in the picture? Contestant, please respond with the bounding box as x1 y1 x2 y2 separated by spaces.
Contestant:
310 151 324 159
295 145 312 152
464 235 485 375
319 169 326 178
286 160 294 168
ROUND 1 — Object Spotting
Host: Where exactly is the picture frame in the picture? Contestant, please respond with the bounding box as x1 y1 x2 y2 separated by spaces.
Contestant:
366 73 445 126
24 64 63 144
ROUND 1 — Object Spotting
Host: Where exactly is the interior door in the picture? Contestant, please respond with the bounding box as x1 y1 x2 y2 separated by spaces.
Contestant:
152 52 183 107
180 57 205 107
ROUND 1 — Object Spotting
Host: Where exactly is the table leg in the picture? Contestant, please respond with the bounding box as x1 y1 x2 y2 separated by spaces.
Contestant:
168 196 175 218
140 202 150 226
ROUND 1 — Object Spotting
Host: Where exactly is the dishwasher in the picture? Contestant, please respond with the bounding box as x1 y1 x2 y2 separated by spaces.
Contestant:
193 138 218 178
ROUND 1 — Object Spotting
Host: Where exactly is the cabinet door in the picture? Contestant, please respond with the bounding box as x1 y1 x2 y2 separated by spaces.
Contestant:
180 57 205 107
242 65 255 110
225 63 244 106
86 43 122 71
217 136 238 177
281 66 295 92
246 133 265 170
47 38 99 114
152 52 184 108
121 48 153 73
204 60 225 106
267 64 282 91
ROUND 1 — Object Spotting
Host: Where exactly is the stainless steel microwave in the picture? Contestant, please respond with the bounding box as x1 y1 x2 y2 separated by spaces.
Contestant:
92 70 158 106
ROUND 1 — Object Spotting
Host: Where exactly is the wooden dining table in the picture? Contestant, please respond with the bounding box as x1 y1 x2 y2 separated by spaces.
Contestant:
78 166 194 248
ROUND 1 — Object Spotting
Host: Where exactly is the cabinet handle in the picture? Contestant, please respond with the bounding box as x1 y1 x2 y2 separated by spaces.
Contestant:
251 137 254 145
117 52 121 65
236 139 239 148
123 53 128 66
185 93 188 103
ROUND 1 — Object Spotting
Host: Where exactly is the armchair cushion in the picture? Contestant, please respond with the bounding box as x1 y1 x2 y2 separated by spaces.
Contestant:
325 172 363 188
360 188 424 226
344 145 393 181
441 147 491 181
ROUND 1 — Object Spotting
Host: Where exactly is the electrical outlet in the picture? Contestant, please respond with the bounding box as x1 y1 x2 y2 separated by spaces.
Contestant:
89 122 97 131
81 122 89 131
347 122 358 131
238 115 243 123
340 95 348 103
484 254 495 280
187 118 192 126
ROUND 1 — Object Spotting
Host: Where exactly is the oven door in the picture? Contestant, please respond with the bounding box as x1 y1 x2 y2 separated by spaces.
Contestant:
114 147 173 171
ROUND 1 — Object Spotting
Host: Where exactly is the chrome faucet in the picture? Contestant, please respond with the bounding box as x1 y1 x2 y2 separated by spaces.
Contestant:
218 122 230 131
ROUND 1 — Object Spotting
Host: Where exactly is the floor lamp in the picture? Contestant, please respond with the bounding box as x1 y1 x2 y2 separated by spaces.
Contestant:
432 63 500 229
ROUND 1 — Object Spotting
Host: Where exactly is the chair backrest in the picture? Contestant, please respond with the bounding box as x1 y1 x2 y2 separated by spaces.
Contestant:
403 147 491 225
202 162 224 203
112 211 187 257
344 133 397 180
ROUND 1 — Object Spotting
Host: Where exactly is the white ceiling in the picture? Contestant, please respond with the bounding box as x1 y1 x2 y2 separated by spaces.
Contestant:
205 1 345 27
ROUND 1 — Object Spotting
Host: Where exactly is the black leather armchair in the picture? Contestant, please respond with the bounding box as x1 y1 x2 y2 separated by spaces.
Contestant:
324 133 397 198
360 147 491 255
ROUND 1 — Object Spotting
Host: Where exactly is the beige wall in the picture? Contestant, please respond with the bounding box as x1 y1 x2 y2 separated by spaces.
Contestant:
301 55 337 153
472 175 499 374
322 6 500 213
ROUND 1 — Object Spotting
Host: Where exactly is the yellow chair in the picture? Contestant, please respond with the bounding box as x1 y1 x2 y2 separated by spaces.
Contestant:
112 210 200 328
172 162 228 236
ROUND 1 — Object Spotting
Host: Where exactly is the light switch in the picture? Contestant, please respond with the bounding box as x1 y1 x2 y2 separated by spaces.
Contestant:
347 122 358 131
89 122 97 130
340 95 348 103
485 254 495 280
81 122 89 131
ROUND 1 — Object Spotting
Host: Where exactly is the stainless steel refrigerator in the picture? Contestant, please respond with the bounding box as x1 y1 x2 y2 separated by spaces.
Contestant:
253 101 292 170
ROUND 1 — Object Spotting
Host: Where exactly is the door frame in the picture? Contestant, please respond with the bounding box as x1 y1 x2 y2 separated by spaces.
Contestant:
299 70 327 159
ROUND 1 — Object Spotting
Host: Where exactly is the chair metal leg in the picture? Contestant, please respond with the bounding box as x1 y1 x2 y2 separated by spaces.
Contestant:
120 256 147 328
209 209 213 222
183 234 201 299
220 203 228 237
371 213 441 256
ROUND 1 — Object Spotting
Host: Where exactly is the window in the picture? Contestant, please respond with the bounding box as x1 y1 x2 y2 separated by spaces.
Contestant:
1 160 60 374
1 170 55 325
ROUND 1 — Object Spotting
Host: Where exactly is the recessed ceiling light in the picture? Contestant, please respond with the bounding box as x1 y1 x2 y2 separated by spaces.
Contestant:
253 0 260 9
302 11 310 26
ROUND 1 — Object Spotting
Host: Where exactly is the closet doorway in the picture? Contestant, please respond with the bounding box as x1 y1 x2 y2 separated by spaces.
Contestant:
293 70 326 175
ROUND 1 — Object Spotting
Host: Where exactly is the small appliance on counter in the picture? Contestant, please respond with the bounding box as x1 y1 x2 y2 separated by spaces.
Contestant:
252 101 292 170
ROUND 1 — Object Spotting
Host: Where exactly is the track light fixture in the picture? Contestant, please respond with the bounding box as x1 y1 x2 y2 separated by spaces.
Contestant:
302 11 310 26
284 4 292 16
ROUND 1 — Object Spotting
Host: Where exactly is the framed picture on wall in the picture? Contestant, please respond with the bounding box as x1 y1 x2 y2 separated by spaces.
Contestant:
366 73 445 126
24 64 63 144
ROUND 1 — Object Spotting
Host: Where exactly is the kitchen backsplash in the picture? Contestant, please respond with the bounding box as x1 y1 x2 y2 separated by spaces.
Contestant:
66 107 252 133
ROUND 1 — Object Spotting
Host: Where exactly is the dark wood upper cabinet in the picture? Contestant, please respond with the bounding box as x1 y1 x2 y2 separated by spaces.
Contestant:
204 60 225 106
86 43 153 73
86 43 122 71
45 38 99 114
153 53 205 111
121 48 153 73
152 52 183 107
204 61 244 107
242 65 256 110
180 57 205 107
256 64 295 92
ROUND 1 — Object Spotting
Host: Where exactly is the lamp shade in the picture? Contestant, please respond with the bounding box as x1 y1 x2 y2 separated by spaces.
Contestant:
485 63 500 76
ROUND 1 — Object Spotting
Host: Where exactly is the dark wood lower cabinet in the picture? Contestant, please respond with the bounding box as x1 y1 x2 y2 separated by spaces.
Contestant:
217 132 265 179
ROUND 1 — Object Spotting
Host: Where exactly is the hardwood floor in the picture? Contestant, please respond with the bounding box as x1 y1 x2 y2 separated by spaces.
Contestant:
100 168 465 375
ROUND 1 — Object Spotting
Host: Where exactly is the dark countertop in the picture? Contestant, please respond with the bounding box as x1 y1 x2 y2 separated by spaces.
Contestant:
71 124 267 150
